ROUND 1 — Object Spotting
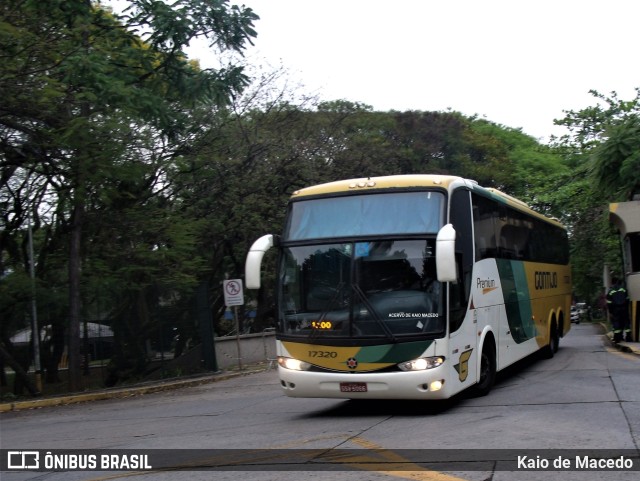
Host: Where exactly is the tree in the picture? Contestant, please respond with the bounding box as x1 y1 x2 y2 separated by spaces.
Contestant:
591 115 640 201
168 65 326 334
553 89 640 158
0 0 258 390
552 88 640 302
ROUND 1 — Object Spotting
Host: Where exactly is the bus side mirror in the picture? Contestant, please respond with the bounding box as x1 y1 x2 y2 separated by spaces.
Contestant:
436 224 457 283
245 234 275 289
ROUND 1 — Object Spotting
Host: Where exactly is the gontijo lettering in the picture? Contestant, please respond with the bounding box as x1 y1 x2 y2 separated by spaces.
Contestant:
534 271 558 290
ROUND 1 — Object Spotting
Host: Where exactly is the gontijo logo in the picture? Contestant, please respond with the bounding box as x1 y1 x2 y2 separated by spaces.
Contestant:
534 271 558 290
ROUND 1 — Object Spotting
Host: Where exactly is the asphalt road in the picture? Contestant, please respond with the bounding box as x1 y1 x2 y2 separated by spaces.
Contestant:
1 323 639 481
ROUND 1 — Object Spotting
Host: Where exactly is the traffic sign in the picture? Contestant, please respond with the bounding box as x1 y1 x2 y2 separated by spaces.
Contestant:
223 279 244 307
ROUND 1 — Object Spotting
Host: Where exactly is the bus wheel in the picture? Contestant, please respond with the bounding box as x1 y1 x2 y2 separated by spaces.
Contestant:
542 321 559 359
472 340 496 397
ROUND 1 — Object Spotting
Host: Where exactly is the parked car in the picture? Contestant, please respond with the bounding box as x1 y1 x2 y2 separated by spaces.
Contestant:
571 305 580 324
576 302 588 319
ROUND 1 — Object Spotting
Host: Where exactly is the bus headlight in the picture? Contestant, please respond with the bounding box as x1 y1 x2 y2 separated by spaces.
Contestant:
278 357 311 371
397 356 445 371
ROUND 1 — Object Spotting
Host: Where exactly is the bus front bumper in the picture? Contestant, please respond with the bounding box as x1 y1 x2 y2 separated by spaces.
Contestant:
277 366 451 400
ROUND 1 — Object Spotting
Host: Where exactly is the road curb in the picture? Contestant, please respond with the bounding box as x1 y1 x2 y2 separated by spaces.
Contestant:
602 324 640 356
611 340 640 355
0 368 267 413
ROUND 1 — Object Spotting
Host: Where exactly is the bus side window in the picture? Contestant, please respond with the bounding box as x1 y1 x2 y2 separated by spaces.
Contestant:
449 189 473 333
472 194 499 260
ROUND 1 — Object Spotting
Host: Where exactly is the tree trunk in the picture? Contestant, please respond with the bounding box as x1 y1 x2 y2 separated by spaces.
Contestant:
45 322 65 383
0 343 40 396
68 1 92 392
68 201 84 391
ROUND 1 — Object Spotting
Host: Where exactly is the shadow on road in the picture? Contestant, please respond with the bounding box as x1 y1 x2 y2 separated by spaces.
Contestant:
301 398 456 418
298 342 577 419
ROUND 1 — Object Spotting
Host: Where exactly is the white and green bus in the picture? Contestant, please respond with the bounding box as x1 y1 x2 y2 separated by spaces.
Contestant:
246 175 571 400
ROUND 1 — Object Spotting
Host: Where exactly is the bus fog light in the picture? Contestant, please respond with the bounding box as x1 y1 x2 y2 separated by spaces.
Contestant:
430 380 444 391
278 357 311 371
397 356 445 371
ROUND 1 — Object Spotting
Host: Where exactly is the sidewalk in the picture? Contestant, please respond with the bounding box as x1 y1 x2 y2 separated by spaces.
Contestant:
0 365 271 413
605 330 640 356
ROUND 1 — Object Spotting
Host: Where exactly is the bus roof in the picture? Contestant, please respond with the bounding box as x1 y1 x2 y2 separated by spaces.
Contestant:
290 174 565 229
290 174 468 197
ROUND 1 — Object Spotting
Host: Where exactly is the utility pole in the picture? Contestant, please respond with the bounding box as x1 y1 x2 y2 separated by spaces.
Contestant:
27 200 42 393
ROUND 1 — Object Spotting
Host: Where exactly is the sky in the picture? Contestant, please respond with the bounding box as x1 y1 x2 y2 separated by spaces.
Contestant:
183 0 640 142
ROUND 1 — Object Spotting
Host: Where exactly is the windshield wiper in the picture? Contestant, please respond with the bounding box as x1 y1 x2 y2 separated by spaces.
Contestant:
351 284 397 343
308 281 346 340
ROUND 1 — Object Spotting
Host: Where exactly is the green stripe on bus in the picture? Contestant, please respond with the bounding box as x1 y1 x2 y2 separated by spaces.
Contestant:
497 259 536 344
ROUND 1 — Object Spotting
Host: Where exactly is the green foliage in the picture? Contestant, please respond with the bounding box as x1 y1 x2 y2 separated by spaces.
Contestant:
554 89 639 148
551 88 640 301
464 120 570 204
0 269 33 340
590 116 640 200
0 0 258 386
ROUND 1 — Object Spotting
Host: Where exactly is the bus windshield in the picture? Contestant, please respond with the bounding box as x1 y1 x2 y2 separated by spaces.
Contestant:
279 239 444 339
284 191 445 241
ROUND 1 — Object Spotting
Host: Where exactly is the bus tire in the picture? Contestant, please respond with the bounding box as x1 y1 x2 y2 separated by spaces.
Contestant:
472 338 496 397
541 320 559 359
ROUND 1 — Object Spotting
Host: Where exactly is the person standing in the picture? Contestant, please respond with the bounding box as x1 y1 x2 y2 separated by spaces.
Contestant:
607 277 631 342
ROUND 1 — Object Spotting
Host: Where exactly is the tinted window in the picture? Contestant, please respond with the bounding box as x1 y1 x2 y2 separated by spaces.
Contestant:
285 192 445 241
472 193 569 264
279 240 444 339
449 189 473 332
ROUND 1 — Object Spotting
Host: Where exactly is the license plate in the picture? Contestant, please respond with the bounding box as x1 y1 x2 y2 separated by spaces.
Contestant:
340 382 367 393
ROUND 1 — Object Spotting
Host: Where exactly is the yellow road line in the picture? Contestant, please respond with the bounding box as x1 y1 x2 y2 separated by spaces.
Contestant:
58 436 474 481
347 436 471 481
